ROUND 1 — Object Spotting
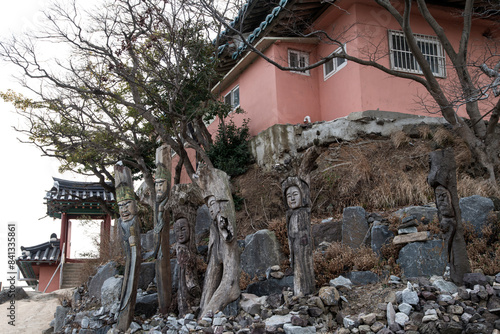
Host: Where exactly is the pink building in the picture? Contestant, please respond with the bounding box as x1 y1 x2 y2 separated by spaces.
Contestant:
211 0 498 136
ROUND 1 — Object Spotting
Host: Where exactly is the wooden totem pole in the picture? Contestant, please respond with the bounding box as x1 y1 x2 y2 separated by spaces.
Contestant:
166 184 204 317
281 146 319 296
115 164 142 331
196 166 240 318
154 144 173 314
428 148 471 284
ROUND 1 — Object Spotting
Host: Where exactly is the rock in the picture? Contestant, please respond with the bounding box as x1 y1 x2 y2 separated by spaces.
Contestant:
464 323 490 334
402 283 419 306
488 295 500 313
223 296 240 317
247 276 294 296
195 204 212 243
308 307 323 317
447 305 463 315
140 230 155 252
371 321 385 333
240 293 265 315
343 316 356 329
346 271 379 285
53 305 70 333
371 222 394 256
398 226 418 234
419 321 439 334
88 262 119 300
393 206 438 225
440 322 463 334
393 231 429 244
342 206 368 249
267 293 283 309
100 276 122 312
460 195 494 235
358 324 371 334
395 312 409 326
398 303 412 315
318 286 340 306
397 240 447 278
283 323 316 334
463 272 488 288
311 218 342 247
137 261 156 291
241 230 284 277
387 302 396 326
430 277 458 294
135 293 158 317
329 276 353 290
0 286 29 305
291 315 308 327
360 313 377 326
265 314 293 327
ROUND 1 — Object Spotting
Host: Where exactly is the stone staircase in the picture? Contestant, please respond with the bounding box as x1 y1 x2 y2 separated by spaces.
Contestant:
60 262 85 289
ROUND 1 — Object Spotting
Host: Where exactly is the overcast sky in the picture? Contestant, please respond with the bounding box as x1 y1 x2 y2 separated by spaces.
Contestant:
0 0 100 289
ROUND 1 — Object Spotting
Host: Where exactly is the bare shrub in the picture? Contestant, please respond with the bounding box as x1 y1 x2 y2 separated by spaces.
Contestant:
239 271 258 290
313 242 378 286
268 217 290 259
465 216 500 275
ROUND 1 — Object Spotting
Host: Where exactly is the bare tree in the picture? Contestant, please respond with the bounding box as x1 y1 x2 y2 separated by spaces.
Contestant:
206 0 500 189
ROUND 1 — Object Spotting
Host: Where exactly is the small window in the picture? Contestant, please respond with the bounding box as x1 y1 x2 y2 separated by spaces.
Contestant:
224 85 240 109
288 49 310 75
324 46 347 80
388 30 446 78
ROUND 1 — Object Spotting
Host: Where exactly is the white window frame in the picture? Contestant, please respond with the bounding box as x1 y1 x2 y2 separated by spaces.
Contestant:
323 45 348 81
388 30 446 78
288 49 310 75
224 85 240 110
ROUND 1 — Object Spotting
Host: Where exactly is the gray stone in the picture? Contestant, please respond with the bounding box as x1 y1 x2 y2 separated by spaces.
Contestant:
346 271 379 285
342 206 368 248
395 312 409 326
398 227 418 234
223 296 240 317
343 317 356 329
311 218 342 248
195 204 211 243
393 206 438 225
54 306 70 333
88 261 119 300
241 229 284 277
247 276 294 297
240 293 264 315
318 286 340 306
140 230 155 252
463 272 488 288
398 303 412 315
329 275 353 290
283 323 316 334
431 277 458 294
137 261 155 290
100 276 122 312
460 195 494 235
371 222 394 256
81 317 90 329
397 240 447 278
387 302 396 326
265 314 293 327
135 293 158 317
0 286 29 305
402 284 419 306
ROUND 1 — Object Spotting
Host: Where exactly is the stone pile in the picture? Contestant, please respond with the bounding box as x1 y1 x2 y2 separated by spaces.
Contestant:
44 270 500 334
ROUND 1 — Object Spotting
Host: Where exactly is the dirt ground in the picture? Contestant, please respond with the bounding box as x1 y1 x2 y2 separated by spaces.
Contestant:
0 288 73 334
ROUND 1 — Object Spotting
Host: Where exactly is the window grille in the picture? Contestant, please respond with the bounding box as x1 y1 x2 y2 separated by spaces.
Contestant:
288 49 310 75
224 86 240 109
389 30 446 78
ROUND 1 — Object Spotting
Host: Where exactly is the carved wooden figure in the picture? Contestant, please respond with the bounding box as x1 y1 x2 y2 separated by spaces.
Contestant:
166 184 204 317
195 166 240 318
428 148 471 284
115 164 141 332
282 176 315 296
154 144 173 314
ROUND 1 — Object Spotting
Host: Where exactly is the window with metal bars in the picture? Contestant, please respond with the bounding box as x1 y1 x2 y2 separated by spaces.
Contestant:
388 30 446 78
288 49 310 75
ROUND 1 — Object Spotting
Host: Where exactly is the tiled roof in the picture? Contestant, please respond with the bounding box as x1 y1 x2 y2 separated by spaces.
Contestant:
44 178 115 218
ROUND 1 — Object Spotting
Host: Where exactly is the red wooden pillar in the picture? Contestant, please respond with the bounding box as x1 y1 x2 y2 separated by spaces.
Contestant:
100 215 111 258
60 213 68 258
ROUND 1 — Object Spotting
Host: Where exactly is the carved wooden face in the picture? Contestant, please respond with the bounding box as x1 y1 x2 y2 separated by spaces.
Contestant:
286 186 302 209
174 218 190 244
155 178 167 202
207 196 219 220
118 199 138 221
435 185 454 217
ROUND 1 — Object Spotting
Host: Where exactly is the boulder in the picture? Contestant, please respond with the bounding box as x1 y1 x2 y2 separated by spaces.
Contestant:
311 218 341 248
135 293 158 317
431 277 458 294
460 195 495 235
241 229 284 277
100 276 122 312
463 272 488 288
137 261 156 290
397 240 447 278
140 230 155 252
318 286 340 306
329 276 353 290
247 276 294 297
53 305 70 333
393 206 438 225
87 261 119 300
371 222 394 255
342 206 368 249
346 271 379 285
240 293 265 315
0 286 29 305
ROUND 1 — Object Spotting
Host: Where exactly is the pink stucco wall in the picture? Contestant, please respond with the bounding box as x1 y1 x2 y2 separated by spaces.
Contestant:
214 0 497 136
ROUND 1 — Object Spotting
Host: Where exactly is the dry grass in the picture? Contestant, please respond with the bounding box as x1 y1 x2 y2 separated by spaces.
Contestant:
391 130 410 148
433 127 456 146
378 242 403 277
313 242 379 286
464 216 500 275
268 217 290 260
